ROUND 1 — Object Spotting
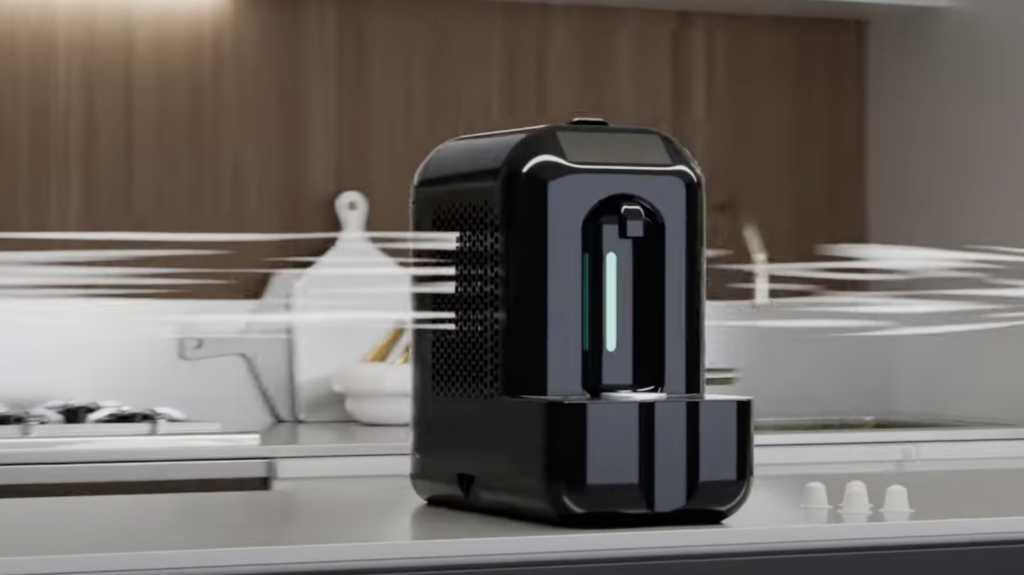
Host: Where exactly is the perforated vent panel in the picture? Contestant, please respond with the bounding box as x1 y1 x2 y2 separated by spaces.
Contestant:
429 201 503 399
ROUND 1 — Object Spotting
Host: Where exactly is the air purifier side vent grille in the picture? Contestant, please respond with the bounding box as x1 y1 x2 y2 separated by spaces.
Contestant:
430 200 503 399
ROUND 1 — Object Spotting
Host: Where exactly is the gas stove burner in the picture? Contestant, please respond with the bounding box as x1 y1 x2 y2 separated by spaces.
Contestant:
152 406 188 422
26 407 64 424
0 409 25 426
41 400 122 424
85 406 189 424
0 405 63 425
86 407 156 423
0 401 190 425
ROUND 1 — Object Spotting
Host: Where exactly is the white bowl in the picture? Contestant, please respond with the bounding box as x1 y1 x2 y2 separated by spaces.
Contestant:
330 363 412 426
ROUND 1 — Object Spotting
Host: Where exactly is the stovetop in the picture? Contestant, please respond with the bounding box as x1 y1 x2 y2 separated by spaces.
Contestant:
0 401 224 438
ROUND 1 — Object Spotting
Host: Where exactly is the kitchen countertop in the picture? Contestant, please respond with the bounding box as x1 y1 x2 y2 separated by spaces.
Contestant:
6 466 1024 575
259 422 410 456
8 421 1024 468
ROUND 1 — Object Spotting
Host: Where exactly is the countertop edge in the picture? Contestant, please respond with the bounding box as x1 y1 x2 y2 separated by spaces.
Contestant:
5 517 1024 575
0 443 412 467
9 422 1024 468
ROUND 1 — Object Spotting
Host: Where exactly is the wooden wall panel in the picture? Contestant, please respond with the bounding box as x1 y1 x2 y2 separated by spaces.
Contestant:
0 0 865 299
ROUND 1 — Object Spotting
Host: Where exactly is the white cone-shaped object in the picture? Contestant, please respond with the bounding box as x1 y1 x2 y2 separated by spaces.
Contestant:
880 484 913 513
800 482 832 509
840 481 872 515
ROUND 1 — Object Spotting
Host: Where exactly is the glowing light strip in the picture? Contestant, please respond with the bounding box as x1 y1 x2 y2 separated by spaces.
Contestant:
605 251 618 352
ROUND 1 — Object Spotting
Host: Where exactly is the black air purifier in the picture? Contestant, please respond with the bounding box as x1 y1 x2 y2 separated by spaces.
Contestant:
409 119 753 527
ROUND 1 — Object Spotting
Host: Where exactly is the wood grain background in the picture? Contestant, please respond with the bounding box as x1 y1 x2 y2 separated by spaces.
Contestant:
0 0 865 299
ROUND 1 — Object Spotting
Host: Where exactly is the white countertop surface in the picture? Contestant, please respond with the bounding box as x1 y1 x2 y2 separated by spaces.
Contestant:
4 464 1024 575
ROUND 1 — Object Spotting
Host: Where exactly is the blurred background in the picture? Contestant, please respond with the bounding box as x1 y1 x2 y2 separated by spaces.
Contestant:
0 0 865 299
0 0 1019 441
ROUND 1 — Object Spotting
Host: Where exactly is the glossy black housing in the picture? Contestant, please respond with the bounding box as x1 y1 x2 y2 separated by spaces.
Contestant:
409 121 753 527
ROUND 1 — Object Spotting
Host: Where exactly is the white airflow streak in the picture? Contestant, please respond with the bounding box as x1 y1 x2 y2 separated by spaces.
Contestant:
819 243 1024 263
172 325 456 338
5 239 1024 336
797 300 1004 315
157 311 455 324
0 231 459 242
0 288 178 298
709 319 891 329
0 250 228 263
713 243 1024 336
0 277 225 287
728 282 821 292
716 260 999 271
270 256 445 264
0 266 454 278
